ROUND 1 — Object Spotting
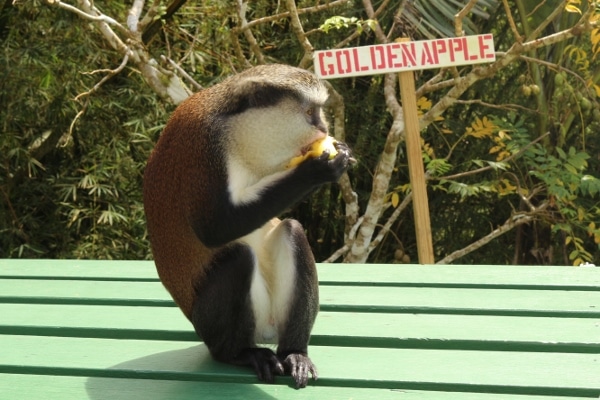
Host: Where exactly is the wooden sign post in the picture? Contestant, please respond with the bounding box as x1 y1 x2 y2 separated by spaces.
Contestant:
314 34 495 264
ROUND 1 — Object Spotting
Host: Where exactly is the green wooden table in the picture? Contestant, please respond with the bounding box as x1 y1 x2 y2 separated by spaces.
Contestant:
0 260 599 399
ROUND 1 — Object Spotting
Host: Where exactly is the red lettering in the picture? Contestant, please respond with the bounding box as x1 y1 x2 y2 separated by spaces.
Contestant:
318 51 334 76
387 43 402 68
433 39 448 64
479 34 495 59
400 42 417 67
420 42 435 65
452 37 470 62
336 49 352 74
370 45 386 69
433 39 444 64
449 38 458 62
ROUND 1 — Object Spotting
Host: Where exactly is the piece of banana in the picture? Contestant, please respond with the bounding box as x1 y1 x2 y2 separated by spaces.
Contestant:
286 136 338 169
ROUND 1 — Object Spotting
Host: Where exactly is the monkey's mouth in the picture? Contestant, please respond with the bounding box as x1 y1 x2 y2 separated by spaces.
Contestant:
298 133 326 156
299 143 312 156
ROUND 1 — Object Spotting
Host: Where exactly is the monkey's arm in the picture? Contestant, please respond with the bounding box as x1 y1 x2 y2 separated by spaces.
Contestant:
193 148 351 247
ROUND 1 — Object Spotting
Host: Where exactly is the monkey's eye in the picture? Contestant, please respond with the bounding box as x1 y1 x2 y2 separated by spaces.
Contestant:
306 107 315 117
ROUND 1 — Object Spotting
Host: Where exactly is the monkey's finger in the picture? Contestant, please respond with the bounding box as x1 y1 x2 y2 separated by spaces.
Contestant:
317 150 332 161
333 140 350 153
272 357 285 376
293 362 310 388
283 353 317 388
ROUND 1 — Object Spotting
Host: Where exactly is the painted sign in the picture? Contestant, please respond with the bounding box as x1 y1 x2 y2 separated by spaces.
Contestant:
314 34 495 79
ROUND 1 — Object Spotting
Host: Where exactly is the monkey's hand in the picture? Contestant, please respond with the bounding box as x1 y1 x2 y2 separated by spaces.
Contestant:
235 348 284 384
294 140 354 184
281 353 318 389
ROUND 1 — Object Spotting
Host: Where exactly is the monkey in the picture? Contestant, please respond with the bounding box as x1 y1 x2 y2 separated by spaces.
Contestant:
143 64 352 388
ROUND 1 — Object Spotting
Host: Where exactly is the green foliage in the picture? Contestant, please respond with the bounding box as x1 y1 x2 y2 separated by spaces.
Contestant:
1 0 598 265
580 175 600 197
0 3 164 259
319 16 376 34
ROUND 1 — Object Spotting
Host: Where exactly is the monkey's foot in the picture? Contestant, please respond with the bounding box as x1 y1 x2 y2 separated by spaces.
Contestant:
235 348 284 384
282 353 318 389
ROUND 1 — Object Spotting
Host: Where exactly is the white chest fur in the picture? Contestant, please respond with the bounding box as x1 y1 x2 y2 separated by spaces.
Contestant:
240 220 297 344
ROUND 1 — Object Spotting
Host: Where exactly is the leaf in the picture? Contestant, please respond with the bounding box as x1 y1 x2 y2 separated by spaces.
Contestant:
566 149 589 170
486 161 509 171
497 130 512 140
564 163 578 175
426 158 452 176
564 0 582 13
580 175 600 197
489 145 503 154
417 96 432 110
591 28 600 58
496 150 511 162
391 192 400 208
496 179 517 196
577 207 585 222
320 16 360 33
466 116 497 139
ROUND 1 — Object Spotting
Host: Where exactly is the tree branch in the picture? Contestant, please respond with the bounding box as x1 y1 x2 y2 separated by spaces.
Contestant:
138 0 161 32
454 0 478 36
367 191 412 255
236 0 266 64
526 0 568 41
420 15 598 131
346 73 404 262
284 0 314 68
238 0 349 32
161 55 203 90
127 0 144 33
44 0 129 36
323 81 360 240
501 0 522 42
436 212 537 264
362 0 388 43
75 54 129 101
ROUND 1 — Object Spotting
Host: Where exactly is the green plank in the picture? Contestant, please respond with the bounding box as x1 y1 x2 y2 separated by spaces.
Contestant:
0 335 598 397
1 374 593 400
2 278 599 317
2 260 599 290
0 279 173 306
0 259 158 281
1 304 598 352
319 286 600 317
318 264 600 289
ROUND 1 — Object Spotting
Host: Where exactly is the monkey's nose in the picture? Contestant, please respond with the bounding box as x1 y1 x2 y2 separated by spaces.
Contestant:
316 121 328 134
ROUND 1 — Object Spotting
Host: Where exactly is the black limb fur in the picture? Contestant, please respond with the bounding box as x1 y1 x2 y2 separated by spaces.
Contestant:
277 219 319 388
191 243 257 362
191 220 319 388
193 148 352 248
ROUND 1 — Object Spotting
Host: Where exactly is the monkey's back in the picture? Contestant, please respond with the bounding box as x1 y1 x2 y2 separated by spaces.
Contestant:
143 89 226 319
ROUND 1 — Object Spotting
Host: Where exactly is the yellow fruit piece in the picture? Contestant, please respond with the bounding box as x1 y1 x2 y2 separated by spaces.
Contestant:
286 136 338 169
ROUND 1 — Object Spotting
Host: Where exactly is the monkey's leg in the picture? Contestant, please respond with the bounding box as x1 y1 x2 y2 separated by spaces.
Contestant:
264 219 319 388
191 244 284 383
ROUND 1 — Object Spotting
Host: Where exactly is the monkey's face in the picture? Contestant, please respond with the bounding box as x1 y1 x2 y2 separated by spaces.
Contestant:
228 89 329 176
